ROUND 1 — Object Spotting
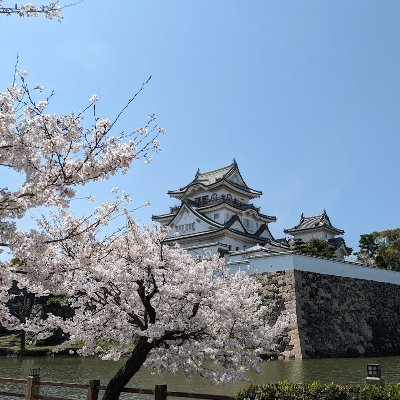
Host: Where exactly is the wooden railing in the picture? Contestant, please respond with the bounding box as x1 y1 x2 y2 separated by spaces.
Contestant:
0 375 234 400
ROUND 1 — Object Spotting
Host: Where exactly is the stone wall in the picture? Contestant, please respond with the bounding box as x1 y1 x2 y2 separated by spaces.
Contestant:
257 270 302 359
257 269 400 359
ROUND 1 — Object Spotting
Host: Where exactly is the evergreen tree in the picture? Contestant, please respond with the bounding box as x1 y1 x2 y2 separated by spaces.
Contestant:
292 238 336 258
358 234 380 258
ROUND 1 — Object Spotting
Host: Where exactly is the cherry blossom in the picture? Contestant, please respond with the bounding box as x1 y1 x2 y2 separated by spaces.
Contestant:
0 71 163 319
0 1 70 21
8 208 288 400
0 71 287 400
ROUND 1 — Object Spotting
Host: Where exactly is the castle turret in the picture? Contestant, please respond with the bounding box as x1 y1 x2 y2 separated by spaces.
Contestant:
284 210 352 260
152 161 276 256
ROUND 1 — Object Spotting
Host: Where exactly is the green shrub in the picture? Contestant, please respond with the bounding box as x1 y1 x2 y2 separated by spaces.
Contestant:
236 382 400 400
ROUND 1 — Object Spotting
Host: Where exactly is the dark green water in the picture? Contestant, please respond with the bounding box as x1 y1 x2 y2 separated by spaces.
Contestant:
1 356 400 399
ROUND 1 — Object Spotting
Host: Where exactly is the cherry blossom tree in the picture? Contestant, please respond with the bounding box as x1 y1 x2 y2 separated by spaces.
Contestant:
0 70 163 323
9 207 288 400
1 7 287 399
0 68 288 400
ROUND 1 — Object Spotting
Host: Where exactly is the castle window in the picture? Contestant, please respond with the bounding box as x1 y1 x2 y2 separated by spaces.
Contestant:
244 218 254 230
214 213 220 220
176 223 195 232
211 193 217 200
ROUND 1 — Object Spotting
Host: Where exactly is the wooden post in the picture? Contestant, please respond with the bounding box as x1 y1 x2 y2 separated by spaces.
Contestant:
25 376 40 400
154 384 167 400
87 379 100 400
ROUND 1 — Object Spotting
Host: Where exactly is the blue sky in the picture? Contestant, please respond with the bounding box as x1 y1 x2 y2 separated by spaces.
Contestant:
1 0 399 253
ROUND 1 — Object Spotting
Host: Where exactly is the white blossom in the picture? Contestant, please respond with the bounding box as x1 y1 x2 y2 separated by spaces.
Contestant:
0 71 287 398
7 217 288 385
36 100 48 110
17 69 28 77
0 72 163 330
1 2 62 21
34 83 44 92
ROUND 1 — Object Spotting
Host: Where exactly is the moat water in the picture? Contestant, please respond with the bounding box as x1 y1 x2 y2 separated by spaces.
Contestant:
1 355 400 399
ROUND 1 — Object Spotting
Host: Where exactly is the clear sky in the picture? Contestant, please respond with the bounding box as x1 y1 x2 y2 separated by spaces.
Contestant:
1 0 399 253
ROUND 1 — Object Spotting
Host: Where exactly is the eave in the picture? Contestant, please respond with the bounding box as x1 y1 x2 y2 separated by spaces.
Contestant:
196 200 276 223
168 178 262 199
152 212 176 222
284 226 345 235
163 225 271 245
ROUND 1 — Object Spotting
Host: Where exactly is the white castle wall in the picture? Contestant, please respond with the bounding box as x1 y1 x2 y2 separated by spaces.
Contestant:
227 253 400 285
291 230 335 241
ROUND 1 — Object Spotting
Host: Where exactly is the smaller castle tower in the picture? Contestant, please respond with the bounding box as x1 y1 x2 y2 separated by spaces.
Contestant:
284 210 352 260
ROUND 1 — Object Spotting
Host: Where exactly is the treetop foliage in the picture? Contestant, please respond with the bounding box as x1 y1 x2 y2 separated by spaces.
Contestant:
292 238 336 259
356 229 400 271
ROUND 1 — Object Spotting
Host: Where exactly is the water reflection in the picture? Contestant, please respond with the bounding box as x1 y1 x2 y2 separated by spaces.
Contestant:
0 356 400 398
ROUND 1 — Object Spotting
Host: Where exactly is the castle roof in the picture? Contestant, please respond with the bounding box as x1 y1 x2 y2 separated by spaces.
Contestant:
158 201 274 243
284 210 344 235
168 160 262 199
152 197 276 225
162 226 271 245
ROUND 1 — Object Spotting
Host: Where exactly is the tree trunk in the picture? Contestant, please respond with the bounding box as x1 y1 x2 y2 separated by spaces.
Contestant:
102 337 154 400
20 330 26 351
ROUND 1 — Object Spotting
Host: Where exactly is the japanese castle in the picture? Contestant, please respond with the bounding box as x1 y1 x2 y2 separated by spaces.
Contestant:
152 161 351 260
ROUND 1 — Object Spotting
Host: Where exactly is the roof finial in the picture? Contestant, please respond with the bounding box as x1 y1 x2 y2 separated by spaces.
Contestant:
300 212 304 220
323 208 327 216
232 157 237 166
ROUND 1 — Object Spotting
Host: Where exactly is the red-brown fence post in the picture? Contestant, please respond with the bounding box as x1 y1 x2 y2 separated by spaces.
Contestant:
154 384 167 400
87 380 100 400
25 376 40 400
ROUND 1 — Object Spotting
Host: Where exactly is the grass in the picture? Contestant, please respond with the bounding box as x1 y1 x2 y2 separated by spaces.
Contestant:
0 334 81 352
0 334 133 354
0 334 21 349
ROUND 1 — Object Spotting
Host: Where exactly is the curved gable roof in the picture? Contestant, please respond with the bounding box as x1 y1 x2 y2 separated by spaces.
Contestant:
166 202 224 230
284 210 344 235
168 160 262 198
